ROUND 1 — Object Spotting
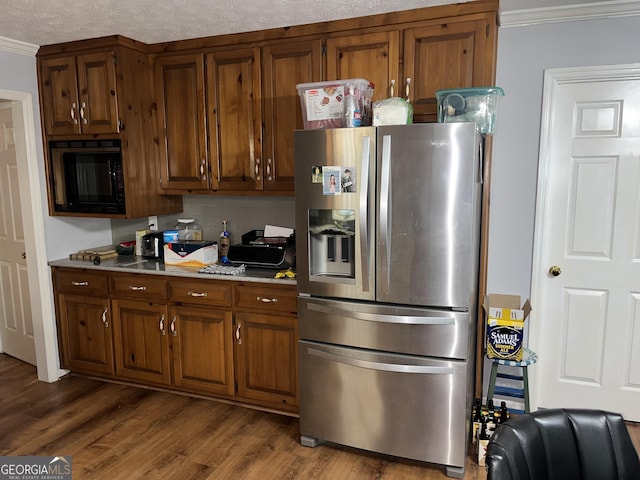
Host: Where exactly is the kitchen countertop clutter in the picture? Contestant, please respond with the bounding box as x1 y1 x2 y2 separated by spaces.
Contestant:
49 257 296 285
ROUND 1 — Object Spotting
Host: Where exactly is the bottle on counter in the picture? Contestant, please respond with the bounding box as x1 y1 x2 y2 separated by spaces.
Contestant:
175 218 202 241
343 84 362 128
219 220 231 263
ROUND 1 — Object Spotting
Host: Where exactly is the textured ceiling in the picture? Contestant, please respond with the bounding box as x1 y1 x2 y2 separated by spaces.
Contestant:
0 0 605 47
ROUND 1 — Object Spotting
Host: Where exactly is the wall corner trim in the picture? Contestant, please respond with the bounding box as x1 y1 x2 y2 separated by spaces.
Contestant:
500 0 640 27
0 35 39 56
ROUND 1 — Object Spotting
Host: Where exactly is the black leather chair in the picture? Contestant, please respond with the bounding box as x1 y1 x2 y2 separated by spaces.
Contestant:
486 408 640 480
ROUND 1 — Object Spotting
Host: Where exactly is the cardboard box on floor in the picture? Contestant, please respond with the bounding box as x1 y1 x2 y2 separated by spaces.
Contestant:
484 294 532 362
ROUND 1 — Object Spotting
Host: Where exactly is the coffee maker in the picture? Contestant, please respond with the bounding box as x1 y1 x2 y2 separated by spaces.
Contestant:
141 231 164 259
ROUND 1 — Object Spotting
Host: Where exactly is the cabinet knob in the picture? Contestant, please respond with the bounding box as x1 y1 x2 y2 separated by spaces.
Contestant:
267 158 272 181
200 159 206 179
71 281 89 286
405 78 411 101
390 79 395 98
101 307 109 328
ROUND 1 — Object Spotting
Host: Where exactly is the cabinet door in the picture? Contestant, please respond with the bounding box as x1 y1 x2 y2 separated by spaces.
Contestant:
235 312 298 409
325 31 400 104
111 299 171 385
170 305 235 396
206 48 262 192
403 16 494 122
75 52 119 134
39 56 81 135
262 40 322 193
56 293 114 376
155 54 208 190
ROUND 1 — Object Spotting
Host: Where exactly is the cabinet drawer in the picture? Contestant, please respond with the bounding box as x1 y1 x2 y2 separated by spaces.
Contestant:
54 269 109 295
234 284 297 314
109 274 168 299
168 280 231 307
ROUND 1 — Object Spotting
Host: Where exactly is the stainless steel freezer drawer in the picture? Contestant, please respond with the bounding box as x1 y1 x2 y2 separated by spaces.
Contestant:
298 296 474 360
299 340 470 471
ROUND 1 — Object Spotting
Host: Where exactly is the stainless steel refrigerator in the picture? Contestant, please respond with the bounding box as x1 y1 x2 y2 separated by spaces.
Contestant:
294 123 483 479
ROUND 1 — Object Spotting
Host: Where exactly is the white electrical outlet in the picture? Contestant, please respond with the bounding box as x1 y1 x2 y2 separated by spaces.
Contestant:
148 216 158 231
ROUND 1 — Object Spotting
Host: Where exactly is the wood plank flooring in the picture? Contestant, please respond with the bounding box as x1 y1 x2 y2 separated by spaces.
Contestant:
1 353 638 479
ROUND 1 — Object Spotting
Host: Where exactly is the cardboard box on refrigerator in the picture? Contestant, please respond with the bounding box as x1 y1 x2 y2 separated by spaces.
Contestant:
484 294 532 361
163 241 217 267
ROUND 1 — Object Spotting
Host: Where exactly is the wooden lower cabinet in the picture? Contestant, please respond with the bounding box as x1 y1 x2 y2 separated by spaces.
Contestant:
53 267 298 413
235 311 298 410
170 305 235 396
56 293 114 376
52 267 298 414
111 299 171 385
233 282 299 410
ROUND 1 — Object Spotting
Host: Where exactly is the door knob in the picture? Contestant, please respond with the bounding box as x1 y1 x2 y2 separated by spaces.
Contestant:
549 265 561 277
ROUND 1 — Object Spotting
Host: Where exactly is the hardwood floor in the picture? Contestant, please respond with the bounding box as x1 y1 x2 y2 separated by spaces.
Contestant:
1 353 638 480
0 354 485 480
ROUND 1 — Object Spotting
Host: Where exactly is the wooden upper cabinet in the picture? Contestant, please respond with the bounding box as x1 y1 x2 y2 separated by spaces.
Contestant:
262 40 322 192
155 54 208 191
39 52 119 136
404 16 495 123
207 48 262 192
325 31 400 104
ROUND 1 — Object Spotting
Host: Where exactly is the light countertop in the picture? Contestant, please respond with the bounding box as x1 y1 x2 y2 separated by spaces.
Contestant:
49 257 297 286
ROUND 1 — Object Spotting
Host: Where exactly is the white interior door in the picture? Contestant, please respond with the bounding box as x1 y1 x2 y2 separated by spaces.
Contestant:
0 103 36 365
530 65 640 421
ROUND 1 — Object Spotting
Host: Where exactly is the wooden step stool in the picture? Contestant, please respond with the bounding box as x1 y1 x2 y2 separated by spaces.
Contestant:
486 347 538 414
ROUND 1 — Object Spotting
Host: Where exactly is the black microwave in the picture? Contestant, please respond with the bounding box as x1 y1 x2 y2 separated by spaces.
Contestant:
49 139 125 214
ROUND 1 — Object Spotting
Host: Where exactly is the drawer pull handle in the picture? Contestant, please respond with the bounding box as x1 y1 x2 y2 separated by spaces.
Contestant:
170 316 177 336
257 296 278 303
71 281 89 286
101 307 109 328
188 291 207 297
159 314 166 336
236 323 242 345
128 285 147 291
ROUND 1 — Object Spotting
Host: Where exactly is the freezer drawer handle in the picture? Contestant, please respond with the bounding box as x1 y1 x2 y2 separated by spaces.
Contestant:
307 302 455 325
308 347 454 375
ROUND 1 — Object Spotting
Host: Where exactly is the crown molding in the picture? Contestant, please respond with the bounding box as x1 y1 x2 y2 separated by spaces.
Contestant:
0 36 39 56
500 0 640 27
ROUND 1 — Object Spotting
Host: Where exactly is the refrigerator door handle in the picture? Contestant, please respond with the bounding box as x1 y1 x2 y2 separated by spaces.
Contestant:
380 134 392 294
307 301 455 325
307 347 455 375
359 136 371 292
